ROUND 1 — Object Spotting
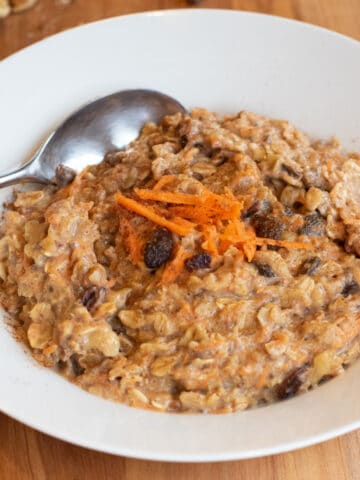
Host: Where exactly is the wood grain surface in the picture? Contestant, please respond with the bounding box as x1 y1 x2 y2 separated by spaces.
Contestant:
1 1 360 479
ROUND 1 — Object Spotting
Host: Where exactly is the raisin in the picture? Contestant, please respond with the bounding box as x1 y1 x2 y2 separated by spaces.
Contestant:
242 201 259 219
70 355 85 377
299 213 326 237
193 142 213 157
293 201 303 210
110 317 127 335
81 286 106 312
254 262 276 278
242 201 267 219
342 281 360 297
192 172 204 181
144 228 174 269
180 135 188 149
281 163 302 179
300 256 321 275
318 374 334 385
276 364 308 400
105 151 125 166
185 252 212 271
54 164 76 187
251 214 285 240
211 148 234 166
170 381 184 395
56 360 67 371
334 239 345 248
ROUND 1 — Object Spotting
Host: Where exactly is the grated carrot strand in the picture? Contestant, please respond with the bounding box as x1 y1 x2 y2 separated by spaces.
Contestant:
115 192 193 236
161 246 191 284
153 175 176 191
119 216 143 264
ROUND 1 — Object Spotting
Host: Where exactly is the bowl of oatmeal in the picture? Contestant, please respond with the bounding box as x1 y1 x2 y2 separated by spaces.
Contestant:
0 9 360 461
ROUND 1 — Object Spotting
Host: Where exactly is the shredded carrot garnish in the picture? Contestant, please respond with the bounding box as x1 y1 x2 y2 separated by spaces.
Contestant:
242 242 257 262
161 246 191 284
218 239 231 255
150 203 173 218
219 219 255 255
171 216 197 229
119 216 143 263
135 189 209 206
115 178 312 275
170 205 218 224
169 203 241 223
201 225 219 256
134 187 238 212
121 200 196 231
153 175 176 191
114 192 193 236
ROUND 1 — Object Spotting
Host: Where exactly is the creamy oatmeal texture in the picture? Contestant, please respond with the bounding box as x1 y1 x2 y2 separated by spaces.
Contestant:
1 109 360 413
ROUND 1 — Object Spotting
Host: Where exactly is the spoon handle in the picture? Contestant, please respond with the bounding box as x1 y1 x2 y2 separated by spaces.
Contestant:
0 162 47 188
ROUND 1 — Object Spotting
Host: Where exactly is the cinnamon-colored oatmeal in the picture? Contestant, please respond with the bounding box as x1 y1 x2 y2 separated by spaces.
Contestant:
1 109 360 413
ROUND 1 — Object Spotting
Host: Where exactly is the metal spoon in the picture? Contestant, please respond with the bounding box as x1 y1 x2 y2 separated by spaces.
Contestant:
0 89 186 188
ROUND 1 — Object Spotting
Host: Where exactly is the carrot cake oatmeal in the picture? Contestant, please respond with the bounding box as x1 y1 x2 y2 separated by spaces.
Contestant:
1 109 360 413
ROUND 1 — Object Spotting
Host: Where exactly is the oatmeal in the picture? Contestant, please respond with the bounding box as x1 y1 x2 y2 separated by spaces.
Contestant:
1 109 360 413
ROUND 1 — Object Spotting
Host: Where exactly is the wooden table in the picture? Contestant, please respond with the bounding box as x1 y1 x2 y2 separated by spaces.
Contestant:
1 1 360 478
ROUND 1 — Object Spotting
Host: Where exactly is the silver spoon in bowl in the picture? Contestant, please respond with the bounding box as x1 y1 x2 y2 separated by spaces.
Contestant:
0 89 187 188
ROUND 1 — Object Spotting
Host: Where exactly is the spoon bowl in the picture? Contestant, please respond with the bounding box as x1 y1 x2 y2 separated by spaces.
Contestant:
0 89 186 187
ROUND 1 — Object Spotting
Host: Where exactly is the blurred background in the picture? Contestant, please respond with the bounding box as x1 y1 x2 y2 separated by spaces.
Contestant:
1 0 359 61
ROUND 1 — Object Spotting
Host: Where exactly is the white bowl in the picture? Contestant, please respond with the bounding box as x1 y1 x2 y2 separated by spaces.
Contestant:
1 9 360 462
